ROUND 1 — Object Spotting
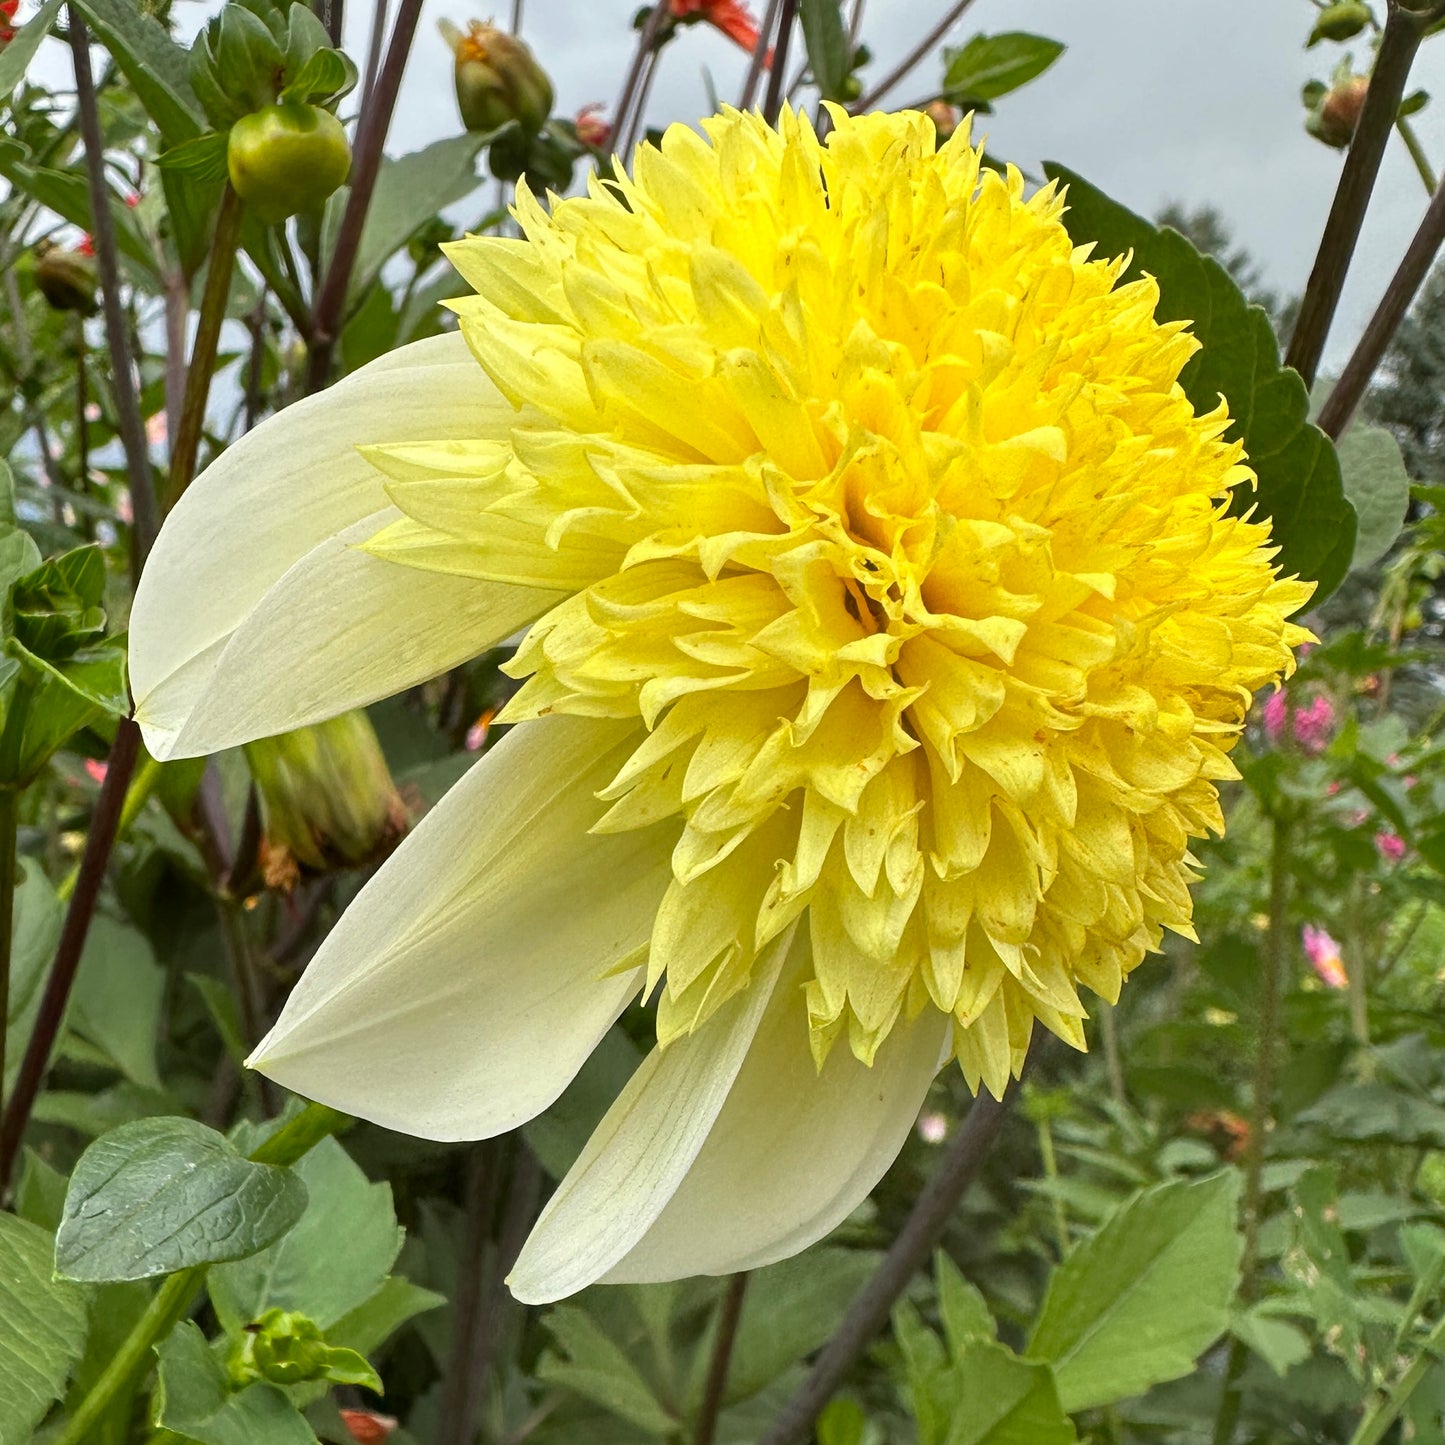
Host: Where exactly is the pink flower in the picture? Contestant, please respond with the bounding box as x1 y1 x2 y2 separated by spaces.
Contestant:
1375 830 1406 863
575 103 610 150
465 708 496 752
1292 695 1335 755
84 759 107 785
1262 691 1288 741
1302 924 1348 989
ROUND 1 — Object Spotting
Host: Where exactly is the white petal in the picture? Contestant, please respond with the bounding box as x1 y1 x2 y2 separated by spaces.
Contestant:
604 957 948 1283
507 925 796 1305
249 715 671 1142
154 509 560 758
131 332 550 758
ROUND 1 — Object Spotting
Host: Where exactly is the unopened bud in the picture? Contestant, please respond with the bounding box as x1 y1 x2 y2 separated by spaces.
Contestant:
575 102 611 151
227 103 352 223
244 709 408 890
247 1311 330 1385
923 100 959 142
1308 1 1373 45
1310 74 1369 147
34 241 98 315
441 19 554 136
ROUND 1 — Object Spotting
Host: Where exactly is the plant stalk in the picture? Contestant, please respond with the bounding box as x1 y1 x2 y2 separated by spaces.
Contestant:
695 1273 750 1445
761 0 798 124
1317 168 1445 440
739 0 783 110
1285 2 1429 389
305 0 424 392
851 0 978 113
1212 811 1292 1445
163 184 244 512
758 1081 1018 1445
67 6 158 575
0 719 140 1190
1349 1311 1445 1445
1396 114 1437 193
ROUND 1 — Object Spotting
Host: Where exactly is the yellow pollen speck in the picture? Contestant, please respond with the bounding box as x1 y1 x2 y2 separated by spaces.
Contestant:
362 105 1313 1098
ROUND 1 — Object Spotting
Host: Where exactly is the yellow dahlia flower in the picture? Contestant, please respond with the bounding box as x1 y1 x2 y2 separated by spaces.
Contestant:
129 107 1312 1302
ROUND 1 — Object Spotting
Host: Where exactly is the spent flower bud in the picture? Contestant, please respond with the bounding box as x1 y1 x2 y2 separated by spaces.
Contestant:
1309 74 1369 147
33 241 97 315
441 19 554 136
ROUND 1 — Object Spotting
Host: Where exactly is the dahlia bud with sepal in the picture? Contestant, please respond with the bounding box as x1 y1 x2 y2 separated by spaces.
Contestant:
441 19 554 136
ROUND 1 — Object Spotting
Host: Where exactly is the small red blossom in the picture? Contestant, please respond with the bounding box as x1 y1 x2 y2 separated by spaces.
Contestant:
670 0 763 54
1375 830 1406 863
84 759 108 786
340 1409 398 1444
76 235 95 257
575 103 611 151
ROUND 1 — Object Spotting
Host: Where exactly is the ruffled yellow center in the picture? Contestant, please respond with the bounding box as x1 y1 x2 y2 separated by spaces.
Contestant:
362 106 1312 1096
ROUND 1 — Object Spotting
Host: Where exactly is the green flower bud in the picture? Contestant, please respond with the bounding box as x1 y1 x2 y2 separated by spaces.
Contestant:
247 1309 330 1385
244 709 408 891
440 19 554 136
33 242 97 315
227 103 352 223
1308 1 1373 45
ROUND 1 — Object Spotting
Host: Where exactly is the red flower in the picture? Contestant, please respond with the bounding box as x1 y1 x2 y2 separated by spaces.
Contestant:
575 103 611 151
340 1410 398 1445
0 1 19 19
669 0 762 53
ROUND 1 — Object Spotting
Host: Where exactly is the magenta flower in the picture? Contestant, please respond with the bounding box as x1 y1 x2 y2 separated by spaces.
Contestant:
1302 924 1348 989
1292 695 1335 755
1375 831 1406 863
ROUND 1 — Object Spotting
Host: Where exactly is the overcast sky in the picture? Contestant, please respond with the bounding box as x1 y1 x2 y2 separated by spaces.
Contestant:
346 0 1443 371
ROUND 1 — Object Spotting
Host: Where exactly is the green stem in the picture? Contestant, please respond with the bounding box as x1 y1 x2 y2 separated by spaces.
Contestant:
50 1101 347 1445
0 790 19 1122
1036 1117 1070 1257
163 183 244 512
1212 811 1291 1445
1099 999 1126 1106
1350 1312 1445 1445
1397 114 1437 194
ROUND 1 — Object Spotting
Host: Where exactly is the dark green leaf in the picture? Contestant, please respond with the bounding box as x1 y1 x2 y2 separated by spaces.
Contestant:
325 1275 446 1357
70 914 165 1090
945 1340 1075 1445
539 1304 678 1435
72 0 203 144
1044 165 1356 601
943 33 1065 103
209 1136 402 1331
3 861 63 1097
55 1116 308 1282
155 1322 319 1445
0 1214 89 1445
0 0 64 100
1027 1171 1243 1411
798 0 852 102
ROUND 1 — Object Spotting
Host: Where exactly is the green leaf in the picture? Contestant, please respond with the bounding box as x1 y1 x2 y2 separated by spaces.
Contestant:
719 1247 880 1403
945 1341 1075 1445
325 1275 446 1357
0 1213 89 1445
4 861 64 1097
55 1116 308 1282
209 1136 402 1332
155 132 233 185
942 32 1065 104
539 1303 678 1435
1027 1171 1243 1412
155 1321 318 1445
1337 425 1410 569
1230 1306 1312 1377
0 0 65 100
70 914 165 1090
338 134 488 308
798 0 852 102
279 48 353 105
71 0 203 144
1044 165 1356 601
936 1252 995 1353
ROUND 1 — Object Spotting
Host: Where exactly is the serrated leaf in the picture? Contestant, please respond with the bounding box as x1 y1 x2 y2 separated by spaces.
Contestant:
540 1303 678 1435
1045 164 1356 602
943 32 1064 103
155 1321 318 1445
945 1340 1075 1445
0 1214 89 1445
0 0 64 99
209 1136 402 1332
798 0 852 101
1027 1171 1243 1412
71 0 203 144
55 1117 308 1282
1337 425 1410 568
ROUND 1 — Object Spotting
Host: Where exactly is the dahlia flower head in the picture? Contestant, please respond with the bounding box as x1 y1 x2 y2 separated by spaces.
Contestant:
130 107 1313 1301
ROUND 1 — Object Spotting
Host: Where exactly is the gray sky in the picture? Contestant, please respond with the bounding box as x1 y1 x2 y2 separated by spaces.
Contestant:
355 0 1445 371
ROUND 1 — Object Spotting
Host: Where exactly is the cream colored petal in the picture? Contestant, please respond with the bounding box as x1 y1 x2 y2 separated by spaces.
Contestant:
507 925 796 1305
605 940 948 1283
149 508 562 758
249 715 671 1142
131 332 536 757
